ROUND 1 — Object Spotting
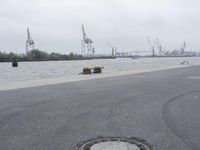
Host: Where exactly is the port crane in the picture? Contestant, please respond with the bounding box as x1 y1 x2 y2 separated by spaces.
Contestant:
107 42 117 56
154 38 163 56
146 37 155 56
26 28 35 54
81 25 94 55
180 42 186 55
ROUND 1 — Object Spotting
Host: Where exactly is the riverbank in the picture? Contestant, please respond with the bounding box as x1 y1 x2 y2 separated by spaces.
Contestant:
0 49 116 62
0 63 199 91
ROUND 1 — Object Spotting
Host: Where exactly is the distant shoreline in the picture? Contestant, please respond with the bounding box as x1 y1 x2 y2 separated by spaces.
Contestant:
0 56 116 63
0 49 115 62
0 55 198 63
1 49 198 62
118 55 199 58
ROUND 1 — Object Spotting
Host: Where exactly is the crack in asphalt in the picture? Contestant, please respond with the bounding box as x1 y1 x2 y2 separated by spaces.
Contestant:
162 90 200 150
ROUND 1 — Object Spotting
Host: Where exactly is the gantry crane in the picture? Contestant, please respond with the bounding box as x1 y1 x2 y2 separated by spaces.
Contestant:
81 25 94 55
180 42 186 55
26 28 35 54
146 37 155 56
154 38 163 56
107 42 117 56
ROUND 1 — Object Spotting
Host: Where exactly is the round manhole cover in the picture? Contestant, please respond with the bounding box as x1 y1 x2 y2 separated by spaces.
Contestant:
75 137 153 150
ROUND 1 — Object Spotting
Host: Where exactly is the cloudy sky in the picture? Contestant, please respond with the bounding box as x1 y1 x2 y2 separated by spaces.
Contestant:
0 0 200 54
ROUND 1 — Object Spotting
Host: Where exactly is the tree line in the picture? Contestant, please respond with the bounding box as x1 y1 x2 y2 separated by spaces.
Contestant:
0 49 87 62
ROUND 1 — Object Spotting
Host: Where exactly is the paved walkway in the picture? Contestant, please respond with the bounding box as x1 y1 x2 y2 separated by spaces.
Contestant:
0 66 200 150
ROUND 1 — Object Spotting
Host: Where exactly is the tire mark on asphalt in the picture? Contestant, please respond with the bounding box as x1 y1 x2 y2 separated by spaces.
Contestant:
162 90 200 150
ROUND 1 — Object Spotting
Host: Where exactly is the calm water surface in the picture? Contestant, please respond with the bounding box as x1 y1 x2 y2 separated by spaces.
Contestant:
0 57 199 82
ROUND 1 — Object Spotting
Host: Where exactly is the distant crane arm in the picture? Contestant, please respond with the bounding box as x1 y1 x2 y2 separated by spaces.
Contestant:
82 25 86 41
27 28 31 40
146 37 153 49
107 42 113 48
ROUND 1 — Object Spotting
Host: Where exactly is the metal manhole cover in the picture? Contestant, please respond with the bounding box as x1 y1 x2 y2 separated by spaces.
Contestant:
75 137 153 150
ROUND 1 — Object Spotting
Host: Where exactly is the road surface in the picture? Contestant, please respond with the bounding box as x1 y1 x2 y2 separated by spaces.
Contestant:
0 66 200 150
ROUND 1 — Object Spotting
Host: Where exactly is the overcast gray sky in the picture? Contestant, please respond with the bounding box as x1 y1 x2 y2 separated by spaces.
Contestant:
0 0 200 54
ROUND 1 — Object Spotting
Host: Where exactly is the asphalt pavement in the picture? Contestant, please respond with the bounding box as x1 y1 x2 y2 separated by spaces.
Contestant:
0 65 200 150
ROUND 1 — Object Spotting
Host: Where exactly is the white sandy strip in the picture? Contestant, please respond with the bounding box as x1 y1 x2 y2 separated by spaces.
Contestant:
0 64 199 91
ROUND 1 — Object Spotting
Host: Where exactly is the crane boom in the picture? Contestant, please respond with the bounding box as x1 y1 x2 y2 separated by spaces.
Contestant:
82 25 86 41
107 42 113 48
146 37 152 49
27 28 31 40
154 39 159 48
26 28 35 54
107 42 117 57
146 37 155 56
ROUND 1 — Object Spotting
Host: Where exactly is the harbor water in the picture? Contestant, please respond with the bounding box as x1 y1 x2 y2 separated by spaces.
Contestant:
0 57 200 82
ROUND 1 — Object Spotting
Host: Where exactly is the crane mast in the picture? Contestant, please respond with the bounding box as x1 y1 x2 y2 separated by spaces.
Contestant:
26 28 35 54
